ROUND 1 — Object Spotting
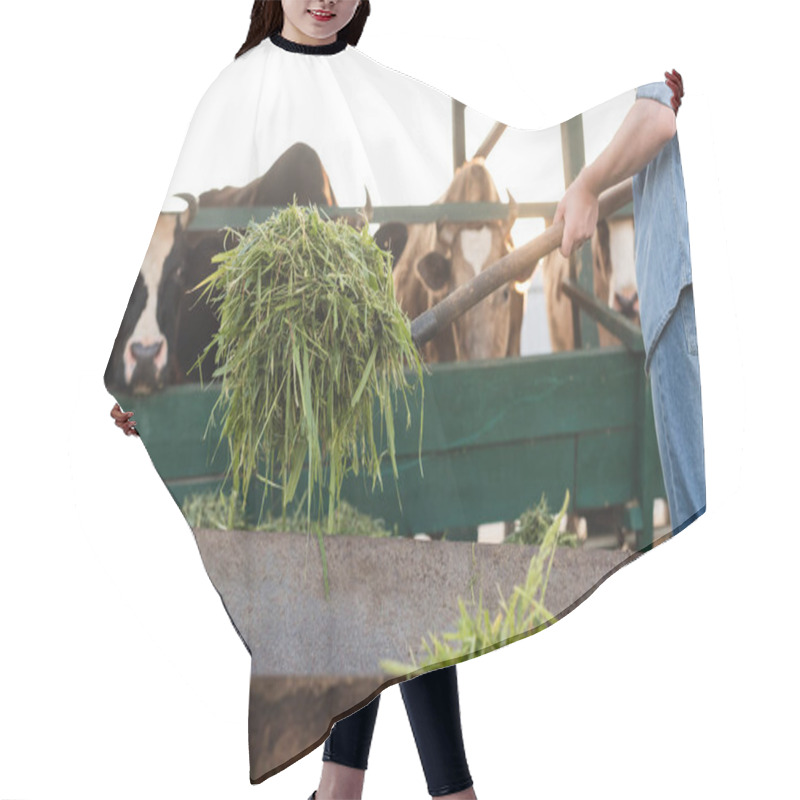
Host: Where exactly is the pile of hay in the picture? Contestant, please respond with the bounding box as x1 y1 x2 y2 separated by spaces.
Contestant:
193 202 427 595
182 489 397 538
379 491 571 676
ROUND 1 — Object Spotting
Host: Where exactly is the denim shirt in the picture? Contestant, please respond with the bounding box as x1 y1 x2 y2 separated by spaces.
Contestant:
632 81 693 376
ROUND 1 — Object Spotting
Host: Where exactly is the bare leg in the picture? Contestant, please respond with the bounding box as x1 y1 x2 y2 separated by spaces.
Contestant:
434 789 477 800
314 762 475 800
315 761 366 800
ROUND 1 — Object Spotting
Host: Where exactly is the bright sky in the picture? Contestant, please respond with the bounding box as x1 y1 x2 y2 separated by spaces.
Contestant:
162 46 636 357
470 89 636 355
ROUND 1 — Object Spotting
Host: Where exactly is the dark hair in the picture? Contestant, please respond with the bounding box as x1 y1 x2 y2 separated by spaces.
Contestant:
235 1 371 59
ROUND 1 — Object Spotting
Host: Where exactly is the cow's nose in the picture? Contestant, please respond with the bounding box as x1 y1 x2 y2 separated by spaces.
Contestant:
131 340 164 362
613 290 639 319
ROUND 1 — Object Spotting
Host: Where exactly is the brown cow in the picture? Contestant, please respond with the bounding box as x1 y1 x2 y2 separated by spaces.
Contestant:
541 216 638 352
374 157 533 365
373 158 535 542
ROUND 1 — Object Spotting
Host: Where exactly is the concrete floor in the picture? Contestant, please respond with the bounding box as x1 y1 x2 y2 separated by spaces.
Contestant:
190 528 645 780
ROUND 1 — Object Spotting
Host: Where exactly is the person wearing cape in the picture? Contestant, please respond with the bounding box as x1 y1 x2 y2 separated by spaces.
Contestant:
106 0 705 791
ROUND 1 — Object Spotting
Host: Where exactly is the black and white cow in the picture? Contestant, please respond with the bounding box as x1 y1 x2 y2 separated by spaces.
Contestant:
104 142 342 395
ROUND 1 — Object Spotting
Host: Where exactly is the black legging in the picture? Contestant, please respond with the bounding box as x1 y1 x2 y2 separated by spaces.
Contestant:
323 665 473 797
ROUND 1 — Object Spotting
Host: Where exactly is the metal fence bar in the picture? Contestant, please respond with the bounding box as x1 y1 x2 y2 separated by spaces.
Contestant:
560 278 644 353
188 201 634 232
560 114 599 350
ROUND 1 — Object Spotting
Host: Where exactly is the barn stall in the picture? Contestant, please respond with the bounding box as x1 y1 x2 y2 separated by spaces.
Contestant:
120 99 666 549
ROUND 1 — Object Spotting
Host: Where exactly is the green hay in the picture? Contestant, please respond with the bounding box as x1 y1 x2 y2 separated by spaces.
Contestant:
181 488 397 538
191 202 427 598
380 490 571 677
505 492 580 548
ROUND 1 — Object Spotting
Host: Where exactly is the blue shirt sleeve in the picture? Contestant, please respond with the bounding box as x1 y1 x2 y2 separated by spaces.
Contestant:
635 81 674 110
631 80 692 375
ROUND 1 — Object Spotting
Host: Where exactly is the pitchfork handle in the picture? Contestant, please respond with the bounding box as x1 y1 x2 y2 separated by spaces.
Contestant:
410 179 633 349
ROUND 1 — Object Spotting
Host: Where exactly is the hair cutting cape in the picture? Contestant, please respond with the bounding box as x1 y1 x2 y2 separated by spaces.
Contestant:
105 32 705 783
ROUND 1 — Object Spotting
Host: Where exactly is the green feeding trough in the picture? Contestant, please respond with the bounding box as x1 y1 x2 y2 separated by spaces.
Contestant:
121 337 665 549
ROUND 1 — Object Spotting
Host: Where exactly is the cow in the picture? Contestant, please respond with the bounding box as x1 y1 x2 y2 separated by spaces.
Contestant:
541 216 638 352
372 158 535 542
104 142 346 396
373 157 532 365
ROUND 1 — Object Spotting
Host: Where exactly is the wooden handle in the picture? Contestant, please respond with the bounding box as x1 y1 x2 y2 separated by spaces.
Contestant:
410 179 633 348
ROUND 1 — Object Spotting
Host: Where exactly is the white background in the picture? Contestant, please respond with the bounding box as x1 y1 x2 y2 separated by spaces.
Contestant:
1 1 797 798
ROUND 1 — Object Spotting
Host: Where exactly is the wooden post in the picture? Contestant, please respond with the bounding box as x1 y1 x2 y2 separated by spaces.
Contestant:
560 114 599 350
452 99 466 172
473 122 507 161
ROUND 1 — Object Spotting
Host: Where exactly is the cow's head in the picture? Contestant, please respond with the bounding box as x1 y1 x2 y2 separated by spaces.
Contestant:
104 194 198 395
106 142 344 395
593 217 640 334
375 159 530 363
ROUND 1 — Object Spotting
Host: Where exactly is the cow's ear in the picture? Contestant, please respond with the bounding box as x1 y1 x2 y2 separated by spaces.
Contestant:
373 222 408 269
503 189 518 242
173 193 198 233
416 251 452 292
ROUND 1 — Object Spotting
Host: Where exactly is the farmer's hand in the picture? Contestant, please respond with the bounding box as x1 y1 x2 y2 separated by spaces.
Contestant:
111 402 139 437
553 170 599 258
666 69 683 115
